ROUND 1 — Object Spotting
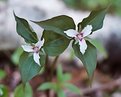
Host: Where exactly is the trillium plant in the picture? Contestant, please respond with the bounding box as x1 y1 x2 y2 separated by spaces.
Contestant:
14 8 107 97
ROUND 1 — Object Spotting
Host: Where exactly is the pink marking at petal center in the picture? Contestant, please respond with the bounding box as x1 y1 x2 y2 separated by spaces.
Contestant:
76 32 84 41
33 46 39 53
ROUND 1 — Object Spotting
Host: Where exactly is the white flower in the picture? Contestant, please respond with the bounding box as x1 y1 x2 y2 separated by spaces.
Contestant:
64 25 92 54
22 39 44 66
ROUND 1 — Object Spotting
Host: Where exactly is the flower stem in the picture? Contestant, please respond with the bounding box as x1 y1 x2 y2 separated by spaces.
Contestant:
45 55 50 97
44 55 59 97
50 56 59 81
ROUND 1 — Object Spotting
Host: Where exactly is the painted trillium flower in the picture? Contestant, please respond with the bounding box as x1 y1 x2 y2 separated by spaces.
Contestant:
22 39 44 66
64 25 92 54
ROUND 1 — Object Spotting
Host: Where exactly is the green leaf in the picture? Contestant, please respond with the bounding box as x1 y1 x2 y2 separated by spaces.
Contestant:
72 41 97 78
11 47 23 65
33 15 75 37
14 83 33 97
78 8 106 32
64 83 81 94
38 82 57 91
57 65 71 82
14 13 37 43
57 89 66 97
19 52 42 83
57 65 64 82
86 38 107 57
57 65 71 83
39 51 46 66
0 70 6 80
43 30 70 56
62 73 71 82
0 85 9 97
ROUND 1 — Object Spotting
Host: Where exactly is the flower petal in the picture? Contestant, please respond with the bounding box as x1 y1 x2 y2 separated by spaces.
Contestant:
33 53 40 66
79 39 87 54
22 45 33 52
35 38 44 49
64 29 78 38
82 25 92 37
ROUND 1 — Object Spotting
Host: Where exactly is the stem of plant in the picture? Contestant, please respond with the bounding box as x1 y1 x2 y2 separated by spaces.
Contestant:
50 56 59 81
45 55 59 97
50 56 59 97
45 55 50 97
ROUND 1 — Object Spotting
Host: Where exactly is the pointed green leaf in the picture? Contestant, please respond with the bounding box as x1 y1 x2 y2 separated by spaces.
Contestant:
39 51 46 66
86 38 107 57
43 30 70 56
11 47 23 65
19 52 42 83
57 65 71 82
57 65 63 82
57 89 66 97
14 83 32 97
78 8 106 32
72 41 97 78
62 73 71 82
64 83 81 94
14 13 37 43
38 82 57 91
33 15 75 37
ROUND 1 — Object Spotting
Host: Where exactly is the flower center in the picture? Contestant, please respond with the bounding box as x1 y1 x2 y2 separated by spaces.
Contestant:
33 46 39 53
76 33 83 41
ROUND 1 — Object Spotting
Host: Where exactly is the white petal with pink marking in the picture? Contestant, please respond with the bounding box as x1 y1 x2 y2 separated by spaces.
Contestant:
82 25 92 37
22 45 33 52
79 39 87 54
35 38 44 49
33 53 40 65
64 29 78 38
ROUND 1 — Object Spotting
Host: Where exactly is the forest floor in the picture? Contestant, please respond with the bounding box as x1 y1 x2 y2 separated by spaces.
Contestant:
0 50 121 97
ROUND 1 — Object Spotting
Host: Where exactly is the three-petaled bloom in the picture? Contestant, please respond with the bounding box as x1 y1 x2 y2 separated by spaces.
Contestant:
22 39 44 66
64 25 92 54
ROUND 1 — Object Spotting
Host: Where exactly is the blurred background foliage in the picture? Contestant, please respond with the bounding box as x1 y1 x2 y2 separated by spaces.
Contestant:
63 0 121 16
